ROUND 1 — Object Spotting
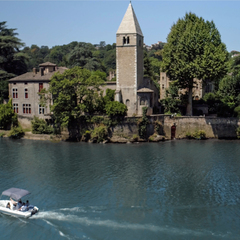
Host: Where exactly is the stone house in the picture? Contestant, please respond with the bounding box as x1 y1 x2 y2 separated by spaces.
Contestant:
8 62 67 119
159 72 214 100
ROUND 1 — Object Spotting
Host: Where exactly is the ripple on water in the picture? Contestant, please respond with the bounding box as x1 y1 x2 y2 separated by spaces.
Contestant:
1 139 240 240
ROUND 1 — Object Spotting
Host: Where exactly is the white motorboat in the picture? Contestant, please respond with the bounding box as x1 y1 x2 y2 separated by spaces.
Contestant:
0 188 39 218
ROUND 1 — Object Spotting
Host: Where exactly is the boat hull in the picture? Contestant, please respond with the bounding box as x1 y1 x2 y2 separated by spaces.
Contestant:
0 200 38 218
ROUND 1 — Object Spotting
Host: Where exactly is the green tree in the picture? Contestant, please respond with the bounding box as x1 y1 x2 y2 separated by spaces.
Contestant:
162 13 228 115
230 54 240 76
217 74 240 116
22 45 50 71
0 99 18 129
0 21 28 102
49 67 105 127
105 101 127 118
160 83 181 114
68 42 100 71
104 89 115 103
144 51 160 91
149 57 161 76
31 116 54 134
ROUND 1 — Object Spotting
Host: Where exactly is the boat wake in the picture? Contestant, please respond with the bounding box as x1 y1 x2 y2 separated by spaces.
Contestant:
32 210 232 238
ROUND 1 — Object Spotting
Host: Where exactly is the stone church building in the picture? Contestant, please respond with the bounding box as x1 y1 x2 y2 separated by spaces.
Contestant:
8 3 158 120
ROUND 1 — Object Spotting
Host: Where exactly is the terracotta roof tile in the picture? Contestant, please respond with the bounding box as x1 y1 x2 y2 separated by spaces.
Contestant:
137 87 154 93
39 62 57 67
8 67 67 82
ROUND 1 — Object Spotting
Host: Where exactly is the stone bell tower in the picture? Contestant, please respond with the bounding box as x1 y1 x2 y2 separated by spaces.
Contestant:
115 2 144 116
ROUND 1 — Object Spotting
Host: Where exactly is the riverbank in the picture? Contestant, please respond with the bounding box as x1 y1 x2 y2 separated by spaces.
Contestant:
0 130 166 143
2 115 240 142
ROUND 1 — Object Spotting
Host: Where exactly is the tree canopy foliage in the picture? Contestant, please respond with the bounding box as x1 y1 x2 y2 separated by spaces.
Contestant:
0 21 28 102
22 41 116 77
49 67 105 127
162 13 229 115
0 99 18 129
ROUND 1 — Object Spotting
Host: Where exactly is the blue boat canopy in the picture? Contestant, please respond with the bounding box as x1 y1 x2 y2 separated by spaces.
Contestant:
2 188 30 200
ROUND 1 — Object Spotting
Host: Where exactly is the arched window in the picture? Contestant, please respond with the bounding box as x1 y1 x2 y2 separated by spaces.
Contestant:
123 37 126 45
127 36 130 44
126 99 130 106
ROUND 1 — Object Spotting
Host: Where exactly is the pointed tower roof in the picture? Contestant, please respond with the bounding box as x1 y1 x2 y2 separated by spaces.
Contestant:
117 3 143 36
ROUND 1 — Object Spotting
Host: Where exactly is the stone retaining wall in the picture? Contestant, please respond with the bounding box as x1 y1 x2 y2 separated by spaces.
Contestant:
158 115 240 139
14 115 240 141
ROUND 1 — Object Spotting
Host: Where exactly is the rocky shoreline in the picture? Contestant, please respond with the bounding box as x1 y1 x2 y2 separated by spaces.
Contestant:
0 130 166 143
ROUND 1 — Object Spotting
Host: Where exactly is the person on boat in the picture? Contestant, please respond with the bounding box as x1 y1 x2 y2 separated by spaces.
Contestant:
6 202 10 209
19 203 27 212
26 200 29 207
10 198 22 210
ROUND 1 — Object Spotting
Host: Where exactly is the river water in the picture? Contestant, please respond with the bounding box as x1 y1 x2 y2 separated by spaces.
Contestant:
0 138 240 240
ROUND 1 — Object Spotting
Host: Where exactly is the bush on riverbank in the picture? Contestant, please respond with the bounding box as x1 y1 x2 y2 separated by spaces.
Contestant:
31 117 54 134
8 126 25 139
186 130 206 140
0 132 5 137
138 107 149 139
91 125 108 143
236 127 240 139
0 100 18 130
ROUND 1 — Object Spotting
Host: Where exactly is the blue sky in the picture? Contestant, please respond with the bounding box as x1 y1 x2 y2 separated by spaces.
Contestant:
1 1 239 52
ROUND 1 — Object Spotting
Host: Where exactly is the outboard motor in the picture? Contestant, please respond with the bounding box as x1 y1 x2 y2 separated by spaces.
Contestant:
31 208 38 216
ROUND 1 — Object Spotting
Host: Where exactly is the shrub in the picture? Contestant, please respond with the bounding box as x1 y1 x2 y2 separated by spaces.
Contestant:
234 106 240 117
236 127 240 139
154 121 163 135
105 101 127 118
148 133 157 142
192 130 206 140
31 116 54 134
91 116 105 125
0 99 18 129
82 130 91 142
132 134 139 142
104 89 115 103
91 125 108 143
186 130 206 139
0 132 5 137
186 132 192 139
8 126 24 139
138 107 149 139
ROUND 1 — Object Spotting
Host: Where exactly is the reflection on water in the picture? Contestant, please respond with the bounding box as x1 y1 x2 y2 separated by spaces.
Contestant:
0 138 240 240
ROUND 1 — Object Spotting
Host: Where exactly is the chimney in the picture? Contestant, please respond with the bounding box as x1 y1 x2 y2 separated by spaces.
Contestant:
33 68 37 75
40 67 44 76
